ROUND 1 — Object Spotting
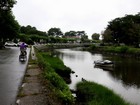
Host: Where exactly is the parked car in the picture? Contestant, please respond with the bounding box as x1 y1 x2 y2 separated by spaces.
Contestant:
5 41 17 47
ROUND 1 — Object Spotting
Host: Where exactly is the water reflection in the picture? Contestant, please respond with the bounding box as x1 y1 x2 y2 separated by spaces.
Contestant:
56 48 140 105
57 49 87 61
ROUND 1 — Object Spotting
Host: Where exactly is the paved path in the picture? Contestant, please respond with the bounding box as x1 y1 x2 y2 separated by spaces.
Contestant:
0 47 30 105
16 46 49 105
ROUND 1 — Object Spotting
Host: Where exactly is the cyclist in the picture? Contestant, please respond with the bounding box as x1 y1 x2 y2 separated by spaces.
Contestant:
20 42 27 56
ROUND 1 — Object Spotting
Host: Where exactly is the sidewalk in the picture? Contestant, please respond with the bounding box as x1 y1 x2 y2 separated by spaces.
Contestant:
16 46 49 105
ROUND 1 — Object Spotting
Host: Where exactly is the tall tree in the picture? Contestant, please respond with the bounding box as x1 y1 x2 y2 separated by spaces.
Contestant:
0 0 16 11
76 31 86 36
20 25 47 36
64 31 77 36
0 0 19 47
92 33 100 40
0 11 19 40
81 34 89 43
48 27 63 36
64 31 86 38
103 13 140 46
102 29 113 43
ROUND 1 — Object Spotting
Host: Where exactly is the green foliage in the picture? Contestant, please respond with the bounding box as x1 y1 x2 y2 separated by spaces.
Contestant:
81 34 89 42
41 52 71 76
20 25 47 36
0 0 16 11
90 44 96 50
92 33 100 40
118 46 128 53
19 34 30 43
103 13 140 46
64 31 77 37
76 81 131 105
0 0 20 45
48 27 63 36
18 34 49 44
0 11 20 39
64 31 86 37
103 46 115 52
127 47 140 55
102 29 113 43
102 46 129 53
19 25 49 44
92 45 140 58
36 50 74 104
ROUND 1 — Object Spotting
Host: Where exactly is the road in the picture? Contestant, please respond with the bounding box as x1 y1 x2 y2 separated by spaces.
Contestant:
0 47 30 105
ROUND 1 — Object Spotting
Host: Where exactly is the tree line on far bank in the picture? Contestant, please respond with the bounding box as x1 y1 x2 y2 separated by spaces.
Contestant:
0 0 100 48
1 0 140 48
20 12 140 47
102 13 140 47
19 25 91 44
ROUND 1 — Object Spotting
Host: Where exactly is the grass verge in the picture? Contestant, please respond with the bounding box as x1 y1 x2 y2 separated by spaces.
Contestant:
76 81 132 105
35 49 75 104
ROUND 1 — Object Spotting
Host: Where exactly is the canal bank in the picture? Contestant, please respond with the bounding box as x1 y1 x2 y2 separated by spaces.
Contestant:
85 45 140 59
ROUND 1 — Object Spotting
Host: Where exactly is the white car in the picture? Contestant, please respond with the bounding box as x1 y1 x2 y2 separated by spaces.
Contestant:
5 41 17 47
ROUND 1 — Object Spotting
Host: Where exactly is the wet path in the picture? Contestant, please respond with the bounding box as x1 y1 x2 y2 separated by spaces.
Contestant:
0 47 30 105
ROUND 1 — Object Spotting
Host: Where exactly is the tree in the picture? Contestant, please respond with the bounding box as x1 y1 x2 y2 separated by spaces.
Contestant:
103 13 140 46
64 31 86 38
81 34 89 43
20 25 47 36
102 29 113 43
48 27 63 37
92 33 100 40
20 25 36 34
64 31 76 37
0 0 20 47
0 0 16 11
76 31 86 36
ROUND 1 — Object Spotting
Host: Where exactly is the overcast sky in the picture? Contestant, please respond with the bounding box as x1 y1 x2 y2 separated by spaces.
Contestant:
12 0 140 38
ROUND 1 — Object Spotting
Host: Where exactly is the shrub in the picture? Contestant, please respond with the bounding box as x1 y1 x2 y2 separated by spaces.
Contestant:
90 44 96 50
119 46 128 53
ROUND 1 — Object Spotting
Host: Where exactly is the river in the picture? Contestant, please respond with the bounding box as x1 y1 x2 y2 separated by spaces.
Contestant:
56 48 140 105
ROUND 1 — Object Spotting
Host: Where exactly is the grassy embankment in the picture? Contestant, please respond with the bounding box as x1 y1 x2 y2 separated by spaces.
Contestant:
76 81 131 105
88 44 140 58
35 45 133 105
35 48 75 104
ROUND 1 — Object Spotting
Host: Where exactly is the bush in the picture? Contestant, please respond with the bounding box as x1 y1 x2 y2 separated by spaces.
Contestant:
102 46 129 53
119 46 128 53
90 44 96 50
